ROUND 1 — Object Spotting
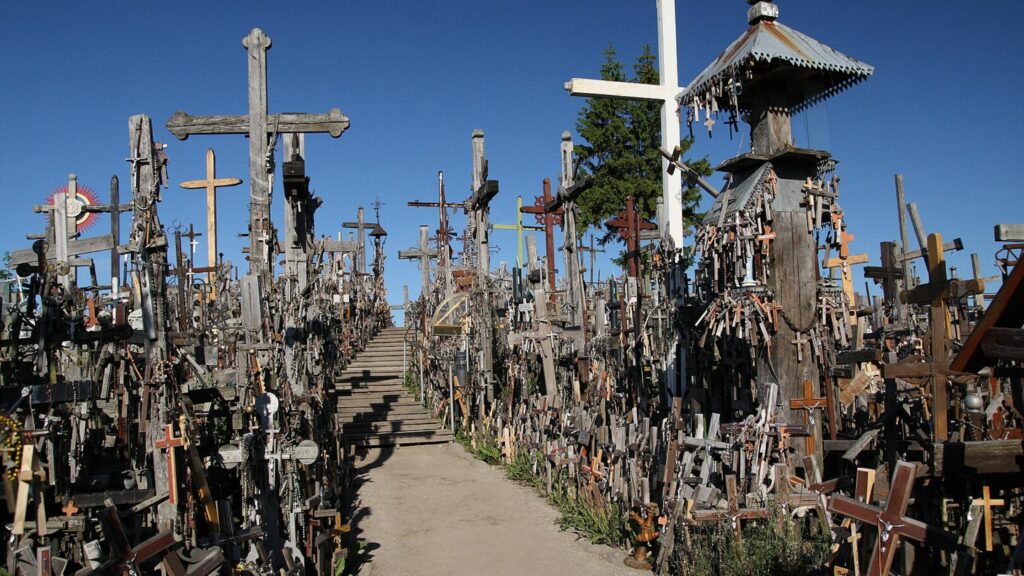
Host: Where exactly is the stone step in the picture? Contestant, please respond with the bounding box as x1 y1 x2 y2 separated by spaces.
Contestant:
337 395 418 406
345 359 405 368
336 370 405 381
337 404 433 418
344 429 453 448
342 420 443 434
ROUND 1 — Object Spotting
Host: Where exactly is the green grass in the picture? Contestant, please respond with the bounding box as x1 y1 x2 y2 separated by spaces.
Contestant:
672 505 830 576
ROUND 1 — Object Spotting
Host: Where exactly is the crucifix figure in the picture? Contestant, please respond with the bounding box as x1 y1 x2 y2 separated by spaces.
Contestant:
520 178 563 292
829 461 956 576
166 28 350 284
565 0 684 246
788 379 827 461
179 148 241 297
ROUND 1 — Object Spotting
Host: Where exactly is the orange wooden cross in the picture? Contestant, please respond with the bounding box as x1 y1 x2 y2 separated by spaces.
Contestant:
180 148 242 297
153 424 185 505
789 380 828 456
971 485 1005 552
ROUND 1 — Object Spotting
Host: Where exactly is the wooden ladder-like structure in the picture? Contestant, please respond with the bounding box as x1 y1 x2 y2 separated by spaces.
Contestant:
336 327 452 447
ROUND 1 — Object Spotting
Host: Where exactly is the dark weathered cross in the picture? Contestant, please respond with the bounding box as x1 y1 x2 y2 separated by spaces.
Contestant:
520 178 563 292
166 28 349 284
606 195 656 279
828 461 956 576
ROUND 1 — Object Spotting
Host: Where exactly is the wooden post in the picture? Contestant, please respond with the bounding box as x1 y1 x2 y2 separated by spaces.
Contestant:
926 233 950 441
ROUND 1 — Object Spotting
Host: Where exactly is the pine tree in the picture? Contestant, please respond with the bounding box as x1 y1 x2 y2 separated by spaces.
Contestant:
574 45 710 247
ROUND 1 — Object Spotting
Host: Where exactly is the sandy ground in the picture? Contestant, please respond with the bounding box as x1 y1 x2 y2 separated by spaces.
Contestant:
349 442 637 576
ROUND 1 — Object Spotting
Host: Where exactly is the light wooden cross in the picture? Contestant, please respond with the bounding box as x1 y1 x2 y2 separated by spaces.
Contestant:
492 195 543 267
791 331 810 363
180 148 241 297
823 231 869 329
153 424 185 505
565 0 686 246
971 485 1005 552
829 461 956 576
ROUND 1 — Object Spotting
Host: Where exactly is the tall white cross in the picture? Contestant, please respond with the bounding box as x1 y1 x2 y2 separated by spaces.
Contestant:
565 0 684 247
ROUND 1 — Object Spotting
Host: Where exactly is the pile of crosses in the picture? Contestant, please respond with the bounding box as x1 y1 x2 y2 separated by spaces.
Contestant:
0 30 392 575
403 2 1023 574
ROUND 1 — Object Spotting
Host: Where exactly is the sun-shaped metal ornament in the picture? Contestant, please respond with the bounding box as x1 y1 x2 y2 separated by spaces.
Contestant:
47 183 100 231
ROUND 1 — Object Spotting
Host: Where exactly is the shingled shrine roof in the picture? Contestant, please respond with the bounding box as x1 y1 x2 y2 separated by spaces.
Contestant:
679 19 874 113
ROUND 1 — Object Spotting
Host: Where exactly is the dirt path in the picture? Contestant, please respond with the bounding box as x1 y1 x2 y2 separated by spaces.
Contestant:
348 442 635 576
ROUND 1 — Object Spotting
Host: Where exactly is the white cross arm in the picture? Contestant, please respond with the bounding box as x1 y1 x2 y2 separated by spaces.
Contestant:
564 78 679 103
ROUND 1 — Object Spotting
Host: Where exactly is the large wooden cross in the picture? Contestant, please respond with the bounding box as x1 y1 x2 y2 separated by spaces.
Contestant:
565 0 685 246
398 225 438 298
166 28 349 283
971 485 1005 552
179 148 241 296
828 461 956 576
520 178 563 292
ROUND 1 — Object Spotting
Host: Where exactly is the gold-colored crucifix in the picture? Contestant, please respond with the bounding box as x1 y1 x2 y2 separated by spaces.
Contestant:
180 148 242 297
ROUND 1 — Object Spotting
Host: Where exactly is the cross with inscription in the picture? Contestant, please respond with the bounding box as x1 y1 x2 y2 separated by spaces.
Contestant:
166 28 350 283
828 461 956 576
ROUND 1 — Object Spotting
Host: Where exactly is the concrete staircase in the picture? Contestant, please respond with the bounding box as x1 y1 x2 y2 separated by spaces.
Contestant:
336 327 452 447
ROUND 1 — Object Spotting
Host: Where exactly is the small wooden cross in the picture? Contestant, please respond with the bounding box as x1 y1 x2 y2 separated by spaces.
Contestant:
789 380 828 456
970 485 1005 552
179 148 242 297
61 499 78 519
829 461 957 576
153 424 185 505
791 331 809 363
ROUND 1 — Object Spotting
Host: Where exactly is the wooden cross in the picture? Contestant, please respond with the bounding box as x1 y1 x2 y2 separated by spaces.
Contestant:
398 225 438 298
342 207 382 276
166 28 349 283
79 504 176 576
971 485 1005 552
606 195 657 278
62 499 78 519
153 424 185 505
493 195 543 268
828 461 956 576
179 148 241 297
789 380 828 458
690 475 770 538
823 231 869 329
565 0 687 245
520 178 563 291
791 331 809 363
890 232 984 440
408 171 461 291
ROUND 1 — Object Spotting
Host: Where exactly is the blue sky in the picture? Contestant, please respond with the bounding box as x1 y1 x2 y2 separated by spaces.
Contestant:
2 2 1022 311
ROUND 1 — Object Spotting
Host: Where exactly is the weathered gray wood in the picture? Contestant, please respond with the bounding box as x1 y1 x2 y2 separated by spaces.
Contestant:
10 234 114 267
933 440 1023 476
166 109 349 140
994 223 1024 242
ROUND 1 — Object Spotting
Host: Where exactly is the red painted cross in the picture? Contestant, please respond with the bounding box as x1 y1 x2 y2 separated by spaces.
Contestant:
154 424 185 505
